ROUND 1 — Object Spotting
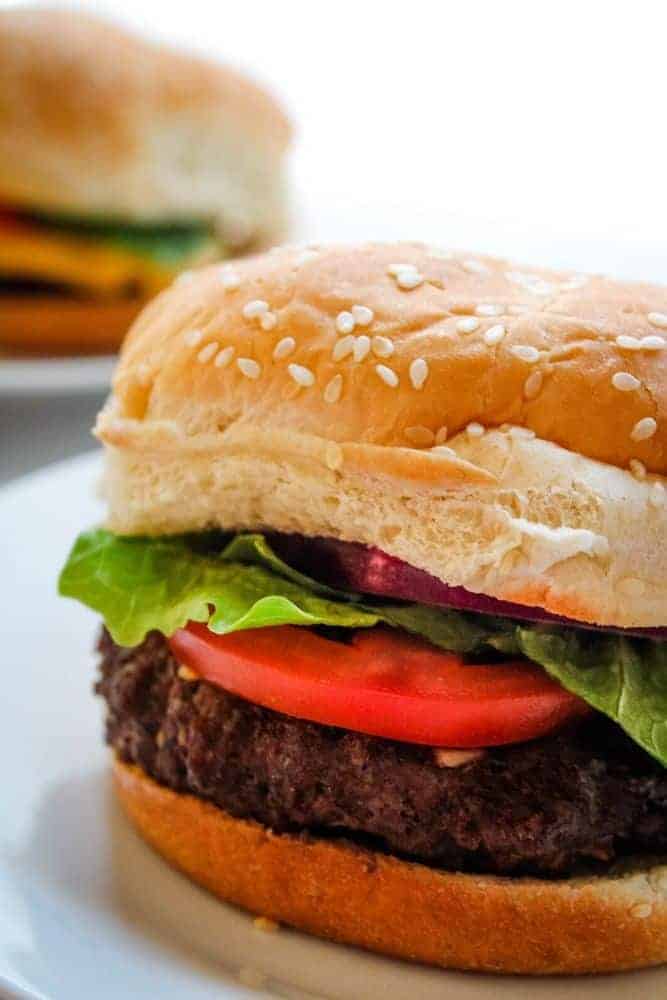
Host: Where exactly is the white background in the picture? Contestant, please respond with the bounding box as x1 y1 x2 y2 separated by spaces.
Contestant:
6 0 666 279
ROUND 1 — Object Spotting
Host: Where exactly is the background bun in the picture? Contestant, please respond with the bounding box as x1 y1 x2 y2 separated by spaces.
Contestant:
115 759 667 975
97 243 667 627
0 9 291 246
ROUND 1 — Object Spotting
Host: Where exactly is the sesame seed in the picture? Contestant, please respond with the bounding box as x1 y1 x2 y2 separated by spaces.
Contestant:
237 357 261 380
332 335 355 362
629 459 647 479
375 364 399 388
175 269 195 285
649 482 665 507
273 336 296 361
508 425 536 439
196 341 218 364
324 374 343 404
462 259 490 274
136 363 151 386
648 312 667 329
484 323 506 345
631 417 657 442
612 371 641 392
387 263 409 277
214 346 235 368
457 317 480 333
371 335 395 358
260 311 277 331
523 370 543 399
353 335 371 363
466 422 485 438
630 903 653 920
405 425 435 447
409 357 429 390
395 268 424 290
242 299 269 319
352 304 374 327
336 310 355 334
288 363 316 387
219 267 241 291
475 304 503 317
616 335 642 350
183 328 203 348
510 344 540 363
641 335 665 351
508 304 531 315
435 425 449 445
352 333 371 362
431 445 457 458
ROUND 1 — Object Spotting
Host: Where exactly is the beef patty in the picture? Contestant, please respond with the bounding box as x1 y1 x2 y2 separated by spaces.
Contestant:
97 629 667 877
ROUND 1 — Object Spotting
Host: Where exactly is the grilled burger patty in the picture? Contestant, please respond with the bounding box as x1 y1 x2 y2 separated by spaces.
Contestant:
97 629 667 878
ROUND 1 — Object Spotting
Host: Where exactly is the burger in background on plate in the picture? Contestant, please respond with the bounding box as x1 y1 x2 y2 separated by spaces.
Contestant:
59 243 667 974
0 9 291 356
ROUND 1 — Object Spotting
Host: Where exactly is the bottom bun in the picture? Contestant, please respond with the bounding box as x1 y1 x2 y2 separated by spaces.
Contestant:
0 296 144 354
114 759 667 975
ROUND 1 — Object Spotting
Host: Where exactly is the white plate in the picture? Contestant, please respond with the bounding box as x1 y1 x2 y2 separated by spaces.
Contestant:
0 355 115 398
1 453 665 1000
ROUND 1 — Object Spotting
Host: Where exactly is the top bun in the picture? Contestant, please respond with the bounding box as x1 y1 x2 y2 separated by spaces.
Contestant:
97 243 667 628
0 9 291 245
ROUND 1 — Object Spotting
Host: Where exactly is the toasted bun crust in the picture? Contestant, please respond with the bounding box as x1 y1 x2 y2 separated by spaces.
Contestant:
0 10 291 246
114 759 667 975
96 243 667 628
0 296 144 354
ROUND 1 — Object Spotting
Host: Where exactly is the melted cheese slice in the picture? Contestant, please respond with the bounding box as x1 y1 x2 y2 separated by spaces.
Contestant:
0 225 173 296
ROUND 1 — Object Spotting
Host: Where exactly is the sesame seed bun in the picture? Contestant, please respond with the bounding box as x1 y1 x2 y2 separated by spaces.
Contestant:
114 758 667 975
96 242 667 629
0 9 291 245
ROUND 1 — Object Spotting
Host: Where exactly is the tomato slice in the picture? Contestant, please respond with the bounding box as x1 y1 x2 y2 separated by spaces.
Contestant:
169 624 589 747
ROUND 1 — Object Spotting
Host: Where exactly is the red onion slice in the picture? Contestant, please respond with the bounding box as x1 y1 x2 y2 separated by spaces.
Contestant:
267 534 665 640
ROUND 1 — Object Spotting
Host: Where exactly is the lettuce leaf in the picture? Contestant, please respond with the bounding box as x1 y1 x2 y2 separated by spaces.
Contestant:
58 530 380 647
28 210 218 266
58 529 667 766
58 529 495 653
517 628 667 765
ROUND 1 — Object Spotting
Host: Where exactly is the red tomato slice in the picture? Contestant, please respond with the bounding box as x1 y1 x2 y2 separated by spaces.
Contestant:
169 624 589 747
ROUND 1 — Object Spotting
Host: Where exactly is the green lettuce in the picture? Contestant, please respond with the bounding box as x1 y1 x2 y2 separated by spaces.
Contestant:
58 530 500 655
58 529 667 767
517 628 667 766
28 210 218 266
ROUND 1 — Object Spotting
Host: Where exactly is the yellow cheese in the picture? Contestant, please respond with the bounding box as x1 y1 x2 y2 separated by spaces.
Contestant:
0 226 174 296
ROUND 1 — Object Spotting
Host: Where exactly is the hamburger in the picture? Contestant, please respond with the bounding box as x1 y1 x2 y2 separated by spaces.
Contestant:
59 242 667 974
0 9 290 355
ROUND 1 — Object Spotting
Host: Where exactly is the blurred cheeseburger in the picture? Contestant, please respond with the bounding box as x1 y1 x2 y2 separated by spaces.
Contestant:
60 244 667 974
0 9 290 354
